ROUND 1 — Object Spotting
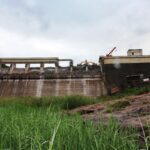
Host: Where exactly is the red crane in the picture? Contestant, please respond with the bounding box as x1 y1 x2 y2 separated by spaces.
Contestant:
106 47 117 57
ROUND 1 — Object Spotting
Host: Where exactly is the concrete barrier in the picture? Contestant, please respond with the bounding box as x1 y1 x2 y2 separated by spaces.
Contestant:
0 78 107 97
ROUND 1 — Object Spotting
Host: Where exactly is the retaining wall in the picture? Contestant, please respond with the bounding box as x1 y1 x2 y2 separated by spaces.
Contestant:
0 78 106 97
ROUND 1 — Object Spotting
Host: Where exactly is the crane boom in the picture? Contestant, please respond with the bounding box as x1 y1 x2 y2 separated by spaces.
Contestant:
106 47 116 57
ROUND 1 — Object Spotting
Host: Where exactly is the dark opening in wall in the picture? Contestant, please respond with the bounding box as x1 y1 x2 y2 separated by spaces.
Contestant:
1 64 10 68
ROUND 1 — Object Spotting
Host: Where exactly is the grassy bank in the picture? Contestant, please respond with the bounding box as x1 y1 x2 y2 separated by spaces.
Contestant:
97 86 150 102
0 95 95 110
0 98 144 150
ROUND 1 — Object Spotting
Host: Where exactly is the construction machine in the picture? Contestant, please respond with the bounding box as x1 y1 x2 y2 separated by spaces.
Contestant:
106 47 116 57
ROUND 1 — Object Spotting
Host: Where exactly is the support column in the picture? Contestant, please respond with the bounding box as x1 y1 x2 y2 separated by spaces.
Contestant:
10 64 16 73
70 61 73 72
85 60 88 71
70 66 73 72
40 63 44 73
85 65 88 71
55 62 59 73
25 64 30 73
0 64 2 69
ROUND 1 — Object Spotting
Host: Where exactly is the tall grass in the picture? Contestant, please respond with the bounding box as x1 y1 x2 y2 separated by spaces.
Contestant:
0 95 95 110
0 99 142 150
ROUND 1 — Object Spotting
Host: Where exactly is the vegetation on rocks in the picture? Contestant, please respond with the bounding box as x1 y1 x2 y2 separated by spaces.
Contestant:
97 86 150 102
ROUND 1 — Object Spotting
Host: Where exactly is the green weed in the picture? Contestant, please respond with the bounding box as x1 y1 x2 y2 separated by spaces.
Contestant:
0 100 140 150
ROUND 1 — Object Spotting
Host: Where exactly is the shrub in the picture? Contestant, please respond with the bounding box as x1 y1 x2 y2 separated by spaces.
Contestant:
0 96 95 110
62 95 94 110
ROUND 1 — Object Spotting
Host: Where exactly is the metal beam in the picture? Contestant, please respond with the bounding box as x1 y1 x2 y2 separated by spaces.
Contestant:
0 57 59 64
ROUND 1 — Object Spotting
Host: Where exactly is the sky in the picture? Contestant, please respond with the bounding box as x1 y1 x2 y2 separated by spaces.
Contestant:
0 0 150 64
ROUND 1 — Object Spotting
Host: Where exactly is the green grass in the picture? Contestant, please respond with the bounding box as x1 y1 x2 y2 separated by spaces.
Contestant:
0 98 142 150
0 95 95 110
97 86 150 102
0 87 150 150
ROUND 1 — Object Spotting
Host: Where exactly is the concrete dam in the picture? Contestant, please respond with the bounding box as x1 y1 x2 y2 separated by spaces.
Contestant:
0 57 106 97
1 49 150 97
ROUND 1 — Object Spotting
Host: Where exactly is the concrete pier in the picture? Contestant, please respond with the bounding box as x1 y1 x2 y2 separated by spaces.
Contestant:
40 63 44 73
10 64 16 73
25 64 30 73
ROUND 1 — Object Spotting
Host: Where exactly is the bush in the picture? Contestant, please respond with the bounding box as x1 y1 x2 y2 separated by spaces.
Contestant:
0 96 95 110
62 95 94 110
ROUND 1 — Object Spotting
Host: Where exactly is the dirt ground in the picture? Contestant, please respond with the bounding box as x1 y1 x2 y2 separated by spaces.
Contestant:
70 92 150 129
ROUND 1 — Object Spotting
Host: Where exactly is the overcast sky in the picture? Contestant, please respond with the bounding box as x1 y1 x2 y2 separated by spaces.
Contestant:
0 0 150 64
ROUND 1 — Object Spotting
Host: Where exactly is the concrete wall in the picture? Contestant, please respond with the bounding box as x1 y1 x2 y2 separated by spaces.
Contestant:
100 55 150 90
0 78 107 97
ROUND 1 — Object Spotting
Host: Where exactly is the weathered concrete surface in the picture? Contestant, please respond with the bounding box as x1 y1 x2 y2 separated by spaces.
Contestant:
0 78 107 97
0 57 59 64
100 55 150 64
99 55 150 93
0 57 104 97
